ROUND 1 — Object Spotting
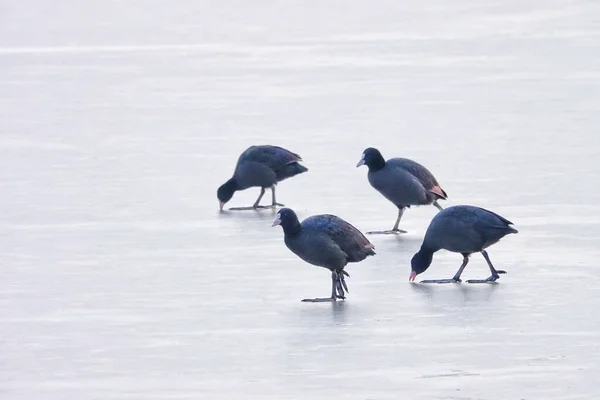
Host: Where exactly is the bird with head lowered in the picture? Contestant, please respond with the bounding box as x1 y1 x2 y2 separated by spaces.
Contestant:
409 205 518 284
217 145 308 211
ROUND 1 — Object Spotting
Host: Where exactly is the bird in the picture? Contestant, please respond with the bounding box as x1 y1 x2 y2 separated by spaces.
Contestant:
409 205 518 284
356 147 447 234
272 208 375 302
217 145 308 211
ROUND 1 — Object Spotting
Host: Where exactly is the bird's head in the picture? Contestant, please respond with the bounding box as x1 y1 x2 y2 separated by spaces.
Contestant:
409 248 434 282
272 208 300 231
356 147 385 170
217 178 237 210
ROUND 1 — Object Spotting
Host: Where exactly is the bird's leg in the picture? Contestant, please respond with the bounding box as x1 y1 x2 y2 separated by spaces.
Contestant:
253 188 266 208
433 200 444 212
420 255 468 284
467 250 506 283
335 275 344 299
270 185 285 208
366 207 407 234
252 186 285 209
332 271 342 299
301 271 339 302
483 250 506 275
229 188 266 210
451 254 470 282
391 208 405 231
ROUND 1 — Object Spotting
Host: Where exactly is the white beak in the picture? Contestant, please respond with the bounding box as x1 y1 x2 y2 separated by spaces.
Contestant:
356 154 365 167
272 214 281 227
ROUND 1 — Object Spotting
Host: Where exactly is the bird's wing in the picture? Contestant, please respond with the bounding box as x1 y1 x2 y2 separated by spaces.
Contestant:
472 206 514 227
303 215 375 254
369 165 430 204
238 145 302 171
387 158 447 198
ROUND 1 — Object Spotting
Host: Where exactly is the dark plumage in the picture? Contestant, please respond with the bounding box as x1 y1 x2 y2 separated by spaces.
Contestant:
272 208 375 302
356 147 447 234
217 145 308 210
410 205 518 284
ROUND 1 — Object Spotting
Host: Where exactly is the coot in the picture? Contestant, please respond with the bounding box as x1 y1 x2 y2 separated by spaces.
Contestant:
357 147 447 234
409 205 518 284
218 145 308 210
272 208 375 302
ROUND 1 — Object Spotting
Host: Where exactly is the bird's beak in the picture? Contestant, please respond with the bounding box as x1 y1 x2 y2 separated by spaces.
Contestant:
409 271 417 282
356 157 365 168
219 201 225 211
272 215 281 227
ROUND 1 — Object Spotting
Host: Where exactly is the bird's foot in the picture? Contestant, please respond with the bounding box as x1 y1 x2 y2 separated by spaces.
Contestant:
301 297 338 303
466 274 503 284
366 229 407 235
229 204 282 210
420 278 462 284
251 203 285 210
229 205 261 211
466 270 506 284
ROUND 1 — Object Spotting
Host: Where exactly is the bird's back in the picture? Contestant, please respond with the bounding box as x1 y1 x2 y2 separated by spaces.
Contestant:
237 145 307 183
425 205 517 253
237 145 301 171
368 164 431 206
233 145 307 188
302 215 375 263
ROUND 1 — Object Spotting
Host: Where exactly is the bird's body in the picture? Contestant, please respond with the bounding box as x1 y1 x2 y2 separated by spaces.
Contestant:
234 145 306 189
423 206 516 254
357 148 446 234
217 145 307 210
410 205 518 284
273 208 375 302
284 214 375 270
368 158 444 208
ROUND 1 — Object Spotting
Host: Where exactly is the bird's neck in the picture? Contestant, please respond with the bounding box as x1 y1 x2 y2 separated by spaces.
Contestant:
420 244 438 255
226 177 238 191
282 220 302 236
415 246 435 274
369 156 386 171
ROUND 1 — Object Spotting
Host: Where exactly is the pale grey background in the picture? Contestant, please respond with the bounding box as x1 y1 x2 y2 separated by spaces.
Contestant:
1 1 599 399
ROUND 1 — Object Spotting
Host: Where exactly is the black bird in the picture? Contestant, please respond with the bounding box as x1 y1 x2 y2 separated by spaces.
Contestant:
356 147 447 234
272 208 375 302
409 205 518 284
217 145 308 210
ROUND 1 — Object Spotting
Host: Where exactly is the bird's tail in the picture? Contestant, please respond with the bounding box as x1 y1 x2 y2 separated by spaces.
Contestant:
276 162 308 181
429 185 448 200
490 225 519 234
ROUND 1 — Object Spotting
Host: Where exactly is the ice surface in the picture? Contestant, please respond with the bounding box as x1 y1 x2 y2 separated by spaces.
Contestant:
1 1 600 399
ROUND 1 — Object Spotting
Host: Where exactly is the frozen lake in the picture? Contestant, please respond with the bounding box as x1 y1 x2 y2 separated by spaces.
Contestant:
1 1 600 398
